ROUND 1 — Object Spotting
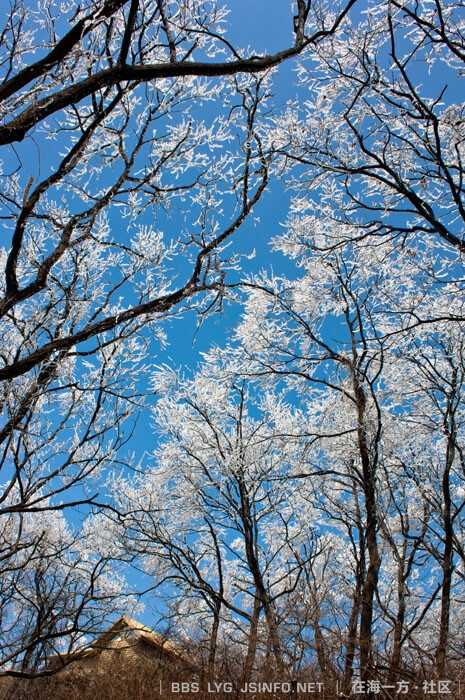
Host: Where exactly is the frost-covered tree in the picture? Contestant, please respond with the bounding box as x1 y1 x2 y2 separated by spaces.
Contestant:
384 328 465 676
207 223 465 683
112 365 326 681
226 252 386 685
0 0 357 673
269 0 465 258
115 225 465 684
0 506 137 677
3 0 465 686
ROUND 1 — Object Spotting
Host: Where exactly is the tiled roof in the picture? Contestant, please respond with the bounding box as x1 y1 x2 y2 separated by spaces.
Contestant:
47 614 194 669
91 614 189 660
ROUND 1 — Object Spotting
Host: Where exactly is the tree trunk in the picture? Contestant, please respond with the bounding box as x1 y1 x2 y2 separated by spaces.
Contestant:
435 449 454 674
389 564 406 680
359 502 380 682
241 595 261 685
343 528 365 696
238 475 284 673
313 612 327 676
354 377 381 685
207 600 221 679
436 379 458 676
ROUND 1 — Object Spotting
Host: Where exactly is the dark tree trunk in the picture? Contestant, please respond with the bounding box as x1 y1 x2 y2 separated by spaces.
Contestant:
435 441 455 674
241 595 261 685
354 377 381 686
207 600 222 679
238 473 284 673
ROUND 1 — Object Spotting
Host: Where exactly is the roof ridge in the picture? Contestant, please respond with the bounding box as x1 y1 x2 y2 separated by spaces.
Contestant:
119 614 157 635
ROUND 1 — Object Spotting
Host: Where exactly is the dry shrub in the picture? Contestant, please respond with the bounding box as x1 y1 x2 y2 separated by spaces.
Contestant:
0 655 197 700
2 661 465 700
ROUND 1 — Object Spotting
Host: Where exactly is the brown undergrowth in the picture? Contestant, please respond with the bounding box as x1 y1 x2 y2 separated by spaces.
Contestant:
1 664 465 700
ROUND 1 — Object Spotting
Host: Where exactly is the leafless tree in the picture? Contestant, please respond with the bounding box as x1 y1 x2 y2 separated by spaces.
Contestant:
0 0 357 674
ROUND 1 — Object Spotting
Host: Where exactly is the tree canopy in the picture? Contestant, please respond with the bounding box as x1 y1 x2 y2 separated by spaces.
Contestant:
0 0 464 692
